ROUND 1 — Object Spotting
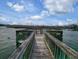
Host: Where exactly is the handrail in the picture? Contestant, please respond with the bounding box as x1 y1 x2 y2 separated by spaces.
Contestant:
44 31 78 59
8 32 35 59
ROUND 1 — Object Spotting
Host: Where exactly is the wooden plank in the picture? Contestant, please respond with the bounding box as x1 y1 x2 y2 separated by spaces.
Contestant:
30 33 53 59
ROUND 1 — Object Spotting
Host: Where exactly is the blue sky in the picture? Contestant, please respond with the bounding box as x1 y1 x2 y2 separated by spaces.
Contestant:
0 0 78 26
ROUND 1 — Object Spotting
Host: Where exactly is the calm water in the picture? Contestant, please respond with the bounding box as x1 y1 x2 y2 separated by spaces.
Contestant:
63 30 78 51
0 27 16 59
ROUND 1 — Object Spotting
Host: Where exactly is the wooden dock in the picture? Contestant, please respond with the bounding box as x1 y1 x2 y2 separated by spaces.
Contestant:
7 30 77 59
30 32 53 59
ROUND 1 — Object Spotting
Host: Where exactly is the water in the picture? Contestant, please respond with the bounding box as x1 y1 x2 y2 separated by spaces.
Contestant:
63 30 78 51
0 27 16 59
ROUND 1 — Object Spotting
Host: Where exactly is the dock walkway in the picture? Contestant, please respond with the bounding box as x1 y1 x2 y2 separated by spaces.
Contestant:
30 31 53 59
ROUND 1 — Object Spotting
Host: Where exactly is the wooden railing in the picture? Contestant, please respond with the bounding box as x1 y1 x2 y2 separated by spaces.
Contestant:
8 32 35 59
44 31 78 59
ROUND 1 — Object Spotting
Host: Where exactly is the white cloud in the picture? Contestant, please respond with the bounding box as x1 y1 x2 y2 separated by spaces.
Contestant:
29 10 50 20
11 22 18 25
43 0 74 14
7 2 25 12
56 19 74 26
20 0 38 13
30 15 43 20
33 21 47 25
7 2 13 7
11 20 32 25
58 21 64 26
23 20 32 25
41 10 49 16
12 3 24 12
67 18 72 22
0 15 10 22
0 16 6 21
7 1 38 13
16 17 33 25
0 15 11 24
25 3 38 12
66 18 73 24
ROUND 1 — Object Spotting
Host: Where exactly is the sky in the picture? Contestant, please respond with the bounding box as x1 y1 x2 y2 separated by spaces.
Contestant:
0 0 78 26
